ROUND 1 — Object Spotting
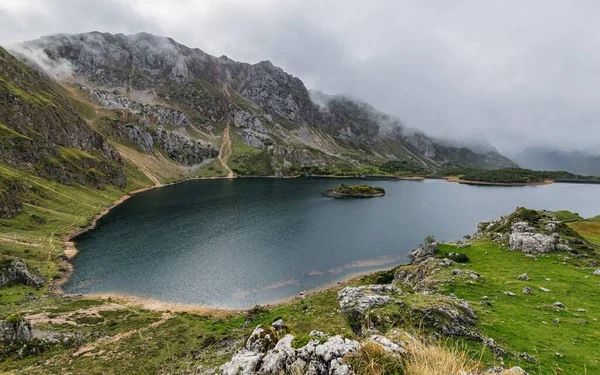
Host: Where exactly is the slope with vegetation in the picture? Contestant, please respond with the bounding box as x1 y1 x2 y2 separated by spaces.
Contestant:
439 167 600 184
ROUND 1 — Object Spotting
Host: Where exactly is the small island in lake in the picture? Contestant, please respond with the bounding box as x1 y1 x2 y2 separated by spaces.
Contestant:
331 183 386 197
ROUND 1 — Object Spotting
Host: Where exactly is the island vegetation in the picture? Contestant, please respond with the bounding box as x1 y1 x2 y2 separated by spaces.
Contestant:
438 167 600 184
332 184 385 197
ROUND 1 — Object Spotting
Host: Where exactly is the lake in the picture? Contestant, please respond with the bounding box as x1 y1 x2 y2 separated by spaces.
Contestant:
64 178 600 309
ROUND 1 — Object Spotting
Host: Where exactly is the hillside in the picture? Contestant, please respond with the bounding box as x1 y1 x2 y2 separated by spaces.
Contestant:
7 31 516 178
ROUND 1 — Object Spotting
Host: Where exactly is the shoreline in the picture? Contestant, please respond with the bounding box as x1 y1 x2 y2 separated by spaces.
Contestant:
55 172 579 310
63 264 401 315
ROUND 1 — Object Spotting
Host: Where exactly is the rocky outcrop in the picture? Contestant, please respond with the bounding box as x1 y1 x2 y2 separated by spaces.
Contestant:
0 180 30 219
234 108 274 149
153 128 218 164
409 242 439 264
0 258 45 288
221 320 359 375
0 315 33 343
86 88 191 128
394 257 455 292
337 285 396 313
509 222 558 254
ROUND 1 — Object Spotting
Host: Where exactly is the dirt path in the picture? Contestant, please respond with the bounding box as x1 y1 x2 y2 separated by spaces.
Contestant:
72 312 172 357
0 235 41 247
219 86 235 178
138 164 163 186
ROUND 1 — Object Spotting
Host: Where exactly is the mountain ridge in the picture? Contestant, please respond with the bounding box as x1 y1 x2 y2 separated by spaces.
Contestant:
8 31 516 178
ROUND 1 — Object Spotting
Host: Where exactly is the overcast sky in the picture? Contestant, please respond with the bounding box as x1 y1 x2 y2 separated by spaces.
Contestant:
1 0 599 154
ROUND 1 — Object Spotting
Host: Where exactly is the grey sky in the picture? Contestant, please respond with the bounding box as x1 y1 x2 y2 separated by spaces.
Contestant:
1 0 599 154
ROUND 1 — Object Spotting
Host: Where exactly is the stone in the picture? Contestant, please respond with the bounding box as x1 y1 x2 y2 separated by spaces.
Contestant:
593 268 600 276
221 349 263 375
539 287 551 292
0 258 45 288
517 273 530 281
0 316 33 343
522 287 533 294
504 291 516 296
509 222 557 254
409 242 439 264
309 330 327 338
337 285 395 313
368 335 406 354
553 302 566 309
257 334 294 374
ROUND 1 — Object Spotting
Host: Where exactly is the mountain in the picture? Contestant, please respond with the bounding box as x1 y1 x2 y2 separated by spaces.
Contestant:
512 148 600 176
6 31 515 178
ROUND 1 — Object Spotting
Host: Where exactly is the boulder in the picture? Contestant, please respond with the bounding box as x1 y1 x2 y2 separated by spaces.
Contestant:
509 222 557 254
517 273 530 281
522 287 533 294
593 268 600 276
221 321 359 375
337 285 395 313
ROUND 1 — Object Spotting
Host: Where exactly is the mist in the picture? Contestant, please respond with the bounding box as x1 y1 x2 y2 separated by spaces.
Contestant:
1 0 599 156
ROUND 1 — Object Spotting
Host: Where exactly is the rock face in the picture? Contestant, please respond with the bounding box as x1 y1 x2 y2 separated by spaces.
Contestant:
86 88 191 128
0 316 33 343
153 128 217 164
409 242 439 264
220 320 359 375
0 258 45 288
337 285 395 313
509 222 558 254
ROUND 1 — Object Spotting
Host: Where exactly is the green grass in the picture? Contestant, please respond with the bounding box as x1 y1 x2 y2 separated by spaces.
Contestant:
437 240 600 374
553 210 584 222
567 221 600 245
0 122 31 140
56 146 96 161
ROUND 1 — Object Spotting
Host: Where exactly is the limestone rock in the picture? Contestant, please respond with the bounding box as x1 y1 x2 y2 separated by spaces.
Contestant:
337 285 395 313
517 273 530 281
0 315 33 343
509 222 557 254
0 258 45 288
522 287 533 294
409 242 439 264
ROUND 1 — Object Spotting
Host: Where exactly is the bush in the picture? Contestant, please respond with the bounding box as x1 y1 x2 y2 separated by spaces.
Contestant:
447 253 470 263
424 235 436 244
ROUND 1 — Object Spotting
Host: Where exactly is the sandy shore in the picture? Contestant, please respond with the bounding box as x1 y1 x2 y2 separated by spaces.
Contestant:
66 265 399 315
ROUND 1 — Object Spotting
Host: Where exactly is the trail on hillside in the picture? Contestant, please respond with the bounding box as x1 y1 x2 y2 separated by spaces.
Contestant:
138 164 162 186
72 312 172 357
218 86 235 178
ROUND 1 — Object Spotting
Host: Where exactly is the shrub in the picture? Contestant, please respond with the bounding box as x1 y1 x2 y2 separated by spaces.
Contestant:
424 235 436 244
448 253 470 263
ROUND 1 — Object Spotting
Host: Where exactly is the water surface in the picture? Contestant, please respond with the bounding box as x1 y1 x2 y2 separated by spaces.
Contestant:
65 178 600 308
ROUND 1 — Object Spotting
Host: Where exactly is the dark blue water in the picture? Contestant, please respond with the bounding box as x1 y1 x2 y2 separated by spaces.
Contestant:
64 178 600 308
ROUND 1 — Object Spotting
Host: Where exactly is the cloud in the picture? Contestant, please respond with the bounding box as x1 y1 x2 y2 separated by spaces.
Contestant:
1 0 599 154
